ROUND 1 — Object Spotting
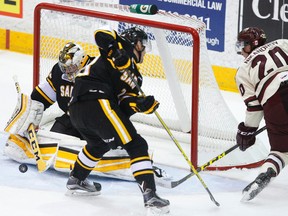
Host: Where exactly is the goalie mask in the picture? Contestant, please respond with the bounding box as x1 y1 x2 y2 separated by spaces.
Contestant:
120 27 151 63
236 27 266 55
58 42 87 82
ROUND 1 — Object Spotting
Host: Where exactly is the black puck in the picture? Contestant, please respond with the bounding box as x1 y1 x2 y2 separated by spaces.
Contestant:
19 164 28 173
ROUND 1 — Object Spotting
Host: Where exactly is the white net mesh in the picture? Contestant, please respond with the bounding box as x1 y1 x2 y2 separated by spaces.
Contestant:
35 2 266 169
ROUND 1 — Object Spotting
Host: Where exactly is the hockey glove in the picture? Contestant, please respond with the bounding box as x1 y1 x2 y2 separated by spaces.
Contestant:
130 96 159 114
107 42 131 71
236 122 258 151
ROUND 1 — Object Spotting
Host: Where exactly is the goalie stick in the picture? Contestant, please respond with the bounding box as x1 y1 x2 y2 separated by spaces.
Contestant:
125 67 220 207
27 123 50 172
13 75 55 173
156 126 267 189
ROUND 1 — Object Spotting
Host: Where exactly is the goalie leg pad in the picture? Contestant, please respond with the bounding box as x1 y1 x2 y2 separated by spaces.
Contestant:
4 134 35 163
5 93 44 137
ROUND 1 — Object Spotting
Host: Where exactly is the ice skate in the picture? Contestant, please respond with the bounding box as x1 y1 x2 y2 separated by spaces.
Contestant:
66 175 101 196
143 188 170 215
241 168 276 202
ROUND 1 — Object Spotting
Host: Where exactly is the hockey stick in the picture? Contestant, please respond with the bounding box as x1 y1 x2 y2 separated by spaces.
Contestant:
125 69 220 207
13 75 54 173
157 125 267 188
27 123 49 172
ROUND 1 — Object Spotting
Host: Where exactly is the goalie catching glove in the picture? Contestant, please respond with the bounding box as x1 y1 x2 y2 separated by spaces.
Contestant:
236 122 258 151
107 42 131 71
130 95 159 114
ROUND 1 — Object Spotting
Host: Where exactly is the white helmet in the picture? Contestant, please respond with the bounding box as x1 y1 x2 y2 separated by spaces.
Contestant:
58 42 86 81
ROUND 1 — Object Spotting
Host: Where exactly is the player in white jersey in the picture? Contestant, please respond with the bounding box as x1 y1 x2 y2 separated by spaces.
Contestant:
235 27 288 201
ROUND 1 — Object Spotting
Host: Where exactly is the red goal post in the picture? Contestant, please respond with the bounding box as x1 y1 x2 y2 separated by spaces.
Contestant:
33 2 266 170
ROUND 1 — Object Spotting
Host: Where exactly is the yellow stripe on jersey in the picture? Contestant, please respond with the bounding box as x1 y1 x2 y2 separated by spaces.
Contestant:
46 77 56 92
35 86 54 105
99 99 132 144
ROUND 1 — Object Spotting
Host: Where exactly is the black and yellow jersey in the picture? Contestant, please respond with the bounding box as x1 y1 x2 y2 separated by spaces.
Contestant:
71 55 142 117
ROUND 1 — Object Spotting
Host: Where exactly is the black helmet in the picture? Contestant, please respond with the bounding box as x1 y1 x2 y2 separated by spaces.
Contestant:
120 27 151 52
236 27 266 54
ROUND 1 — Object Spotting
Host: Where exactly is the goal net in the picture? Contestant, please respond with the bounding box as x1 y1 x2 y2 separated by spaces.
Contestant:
33 2 267 170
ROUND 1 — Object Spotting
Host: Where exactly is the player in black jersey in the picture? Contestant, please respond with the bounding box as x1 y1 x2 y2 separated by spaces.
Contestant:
67 27 170 212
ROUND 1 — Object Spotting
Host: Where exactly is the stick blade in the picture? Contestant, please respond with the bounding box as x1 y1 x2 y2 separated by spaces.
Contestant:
37 160 47 172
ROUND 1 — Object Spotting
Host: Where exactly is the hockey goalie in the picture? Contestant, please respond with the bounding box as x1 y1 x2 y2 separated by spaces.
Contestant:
2 42 170 182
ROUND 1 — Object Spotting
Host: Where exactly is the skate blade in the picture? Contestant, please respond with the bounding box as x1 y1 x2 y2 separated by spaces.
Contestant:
241 183 259 202
65 189 101 197
241 191 252 202
146 206 170 215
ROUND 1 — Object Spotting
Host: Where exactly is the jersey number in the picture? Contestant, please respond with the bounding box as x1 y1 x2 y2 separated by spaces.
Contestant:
252 46 288 80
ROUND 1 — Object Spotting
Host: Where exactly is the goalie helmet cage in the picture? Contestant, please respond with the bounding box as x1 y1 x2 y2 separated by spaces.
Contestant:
33 2 267 171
